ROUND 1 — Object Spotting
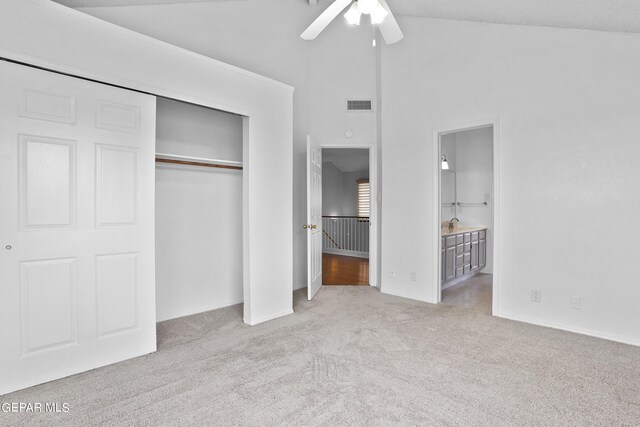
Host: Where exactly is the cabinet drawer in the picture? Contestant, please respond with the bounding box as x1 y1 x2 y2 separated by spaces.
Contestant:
456 234 464 245
464 233 471 243
446 236 457 248
471 231 479 241
463 253 471 264
455 254 464 267
464 242 471 252
479 230 486 240
456 266 464 277
456 244 464 254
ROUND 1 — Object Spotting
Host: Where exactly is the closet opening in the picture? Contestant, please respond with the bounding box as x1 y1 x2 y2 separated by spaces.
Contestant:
437 124 496 314
321 148 370 286
155 97 244 322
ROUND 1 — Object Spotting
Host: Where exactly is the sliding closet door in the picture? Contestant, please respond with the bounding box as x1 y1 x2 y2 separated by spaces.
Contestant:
0 61 157 395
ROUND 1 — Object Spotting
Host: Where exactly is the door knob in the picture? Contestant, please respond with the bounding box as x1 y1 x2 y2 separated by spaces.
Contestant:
303 225 309 229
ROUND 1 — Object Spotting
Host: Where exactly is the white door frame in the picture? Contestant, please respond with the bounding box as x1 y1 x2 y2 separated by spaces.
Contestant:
432 118 501 315
320 143 378 287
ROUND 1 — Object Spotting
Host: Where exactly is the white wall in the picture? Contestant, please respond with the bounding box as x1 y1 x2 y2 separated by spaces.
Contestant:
381 16 640 345
322 162 344 217
1 0 293 325
322 162 369 216
452 127 494 273
75 0 378 291
155 98 243 321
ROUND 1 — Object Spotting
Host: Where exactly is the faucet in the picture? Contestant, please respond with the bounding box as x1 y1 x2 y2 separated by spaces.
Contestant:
448 217 459 231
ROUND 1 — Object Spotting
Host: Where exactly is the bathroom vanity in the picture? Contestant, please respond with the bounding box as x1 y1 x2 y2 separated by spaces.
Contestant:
441 226 487 289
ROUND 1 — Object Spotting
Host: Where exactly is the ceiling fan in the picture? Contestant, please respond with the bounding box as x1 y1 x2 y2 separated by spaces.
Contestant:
301 0 403 45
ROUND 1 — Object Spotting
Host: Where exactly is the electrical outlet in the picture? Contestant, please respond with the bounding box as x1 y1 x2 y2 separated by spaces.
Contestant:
410 271 417 281
570 296 581 310
390 270 396 278
531 289 542 303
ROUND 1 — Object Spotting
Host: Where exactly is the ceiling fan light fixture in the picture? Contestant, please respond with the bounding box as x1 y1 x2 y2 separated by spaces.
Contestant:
357 0 377 15
344 2 362 25
370 1 388 24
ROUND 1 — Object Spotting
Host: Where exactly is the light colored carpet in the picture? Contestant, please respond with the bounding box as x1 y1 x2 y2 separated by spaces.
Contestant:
2 286 640 426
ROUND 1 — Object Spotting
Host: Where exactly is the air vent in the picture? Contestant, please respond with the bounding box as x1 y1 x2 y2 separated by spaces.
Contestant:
346 100 373 111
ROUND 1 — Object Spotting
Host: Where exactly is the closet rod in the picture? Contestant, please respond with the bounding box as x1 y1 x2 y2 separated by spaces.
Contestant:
155 153 243 170
155 158 243 170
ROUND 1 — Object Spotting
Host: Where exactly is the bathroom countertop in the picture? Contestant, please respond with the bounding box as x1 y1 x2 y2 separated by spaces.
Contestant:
441 226 487 237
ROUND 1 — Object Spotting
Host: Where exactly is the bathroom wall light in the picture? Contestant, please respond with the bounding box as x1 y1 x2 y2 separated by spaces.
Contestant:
441 155 449 170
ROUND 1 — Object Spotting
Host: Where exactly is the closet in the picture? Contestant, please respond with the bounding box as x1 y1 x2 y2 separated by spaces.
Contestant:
155 98 244 321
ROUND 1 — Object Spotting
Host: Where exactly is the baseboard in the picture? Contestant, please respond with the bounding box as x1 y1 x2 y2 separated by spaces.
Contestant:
497 312 640 348
380 288 435 304
245 308 294 326
156 297 243 322
293 282 307 290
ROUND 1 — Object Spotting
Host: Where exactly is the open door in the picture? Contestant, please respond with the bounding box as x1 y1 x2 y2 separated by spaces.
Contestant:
0 61 157 394
306 135 322 300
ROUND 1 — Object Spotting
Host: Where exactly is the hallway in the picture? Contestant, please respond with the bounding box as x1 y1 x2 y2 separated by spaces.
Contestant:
322 254 369 286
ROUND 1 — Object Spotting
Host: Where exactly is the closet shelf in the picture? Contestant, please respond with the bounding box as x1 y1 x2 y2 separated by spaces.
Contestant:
155 153 243 170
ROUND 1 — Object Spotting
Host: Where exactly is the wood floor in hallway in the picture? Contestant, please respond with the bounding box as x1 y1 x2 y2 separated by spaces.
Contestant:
322 253 369 286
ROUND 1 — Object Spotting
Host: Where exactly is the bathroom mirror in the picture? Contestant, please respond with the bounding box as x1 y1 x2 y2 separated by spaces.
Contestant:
441 170 456 221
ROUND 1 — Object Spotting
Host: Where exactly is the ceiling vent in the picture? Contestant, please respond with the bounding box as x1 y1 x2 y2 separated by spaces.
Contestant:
346 100 373 112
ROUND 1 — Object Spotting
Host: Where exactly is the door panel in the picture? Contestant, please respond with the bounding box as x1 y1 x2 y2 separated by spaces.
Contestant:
0 61 156 395
307 136 322 300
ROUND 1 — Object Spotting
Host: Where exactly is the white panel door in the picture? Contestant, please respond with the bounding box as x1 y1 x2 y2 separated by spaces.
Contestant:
306 136 323 300
0 61 156 395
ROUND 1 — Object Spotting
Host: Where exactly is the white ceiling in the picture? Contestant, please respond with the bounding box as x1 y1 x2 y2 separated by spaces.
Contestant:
323 148 369 173
53 0 640 34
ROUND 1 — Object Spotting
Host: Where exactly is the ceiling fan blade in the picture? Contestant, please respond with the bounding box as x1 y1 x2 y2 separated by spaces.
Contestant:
377 0 403 44
301 0 353 40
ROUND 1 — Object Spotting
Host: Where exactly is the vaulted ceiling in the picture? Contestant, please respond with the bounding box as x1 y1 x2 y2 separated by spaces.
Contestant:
53 0 640 34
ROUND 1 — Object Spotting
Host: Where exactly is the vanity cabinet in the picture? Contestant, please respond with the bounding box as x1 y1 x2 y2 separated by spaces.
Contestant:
442 227 487 287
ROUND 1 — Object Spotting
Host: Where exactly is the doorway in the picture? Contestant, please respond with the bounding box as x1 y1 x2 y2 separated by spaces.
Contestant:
321 148 370 286
436 123 498 314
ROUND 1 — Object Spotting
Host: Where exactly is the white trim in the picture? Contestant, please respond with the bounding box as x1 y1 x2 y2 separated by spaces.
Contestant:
156 297 244 323
498 312 640 348
245 308 294 326
433 118 501 312
293 282 307 290
381 288 433 304
320 143 378 287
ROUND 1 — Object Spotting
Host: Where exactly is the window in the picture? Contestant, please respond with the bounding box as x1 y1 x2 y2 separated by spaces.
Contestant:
357 179 370 217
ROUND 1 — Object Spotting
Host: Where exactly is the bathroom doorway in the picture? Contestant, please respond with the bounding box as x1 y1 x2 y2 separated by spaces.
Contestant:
436 123 498 314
